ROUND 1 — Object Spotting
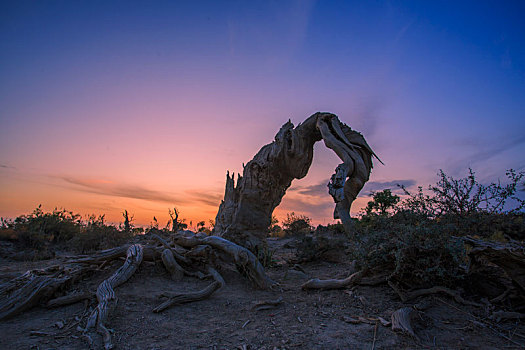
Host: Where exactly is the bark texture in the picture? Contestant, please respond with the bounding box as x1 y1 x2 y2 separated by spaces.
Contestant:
84 244 143 349
214 112 380 248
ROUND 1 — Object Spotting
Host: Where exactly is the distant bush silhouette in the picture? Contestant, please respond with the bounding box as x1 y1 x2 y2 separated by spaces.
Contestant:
0 206 135 257
364 189 400 216
282 212 312 235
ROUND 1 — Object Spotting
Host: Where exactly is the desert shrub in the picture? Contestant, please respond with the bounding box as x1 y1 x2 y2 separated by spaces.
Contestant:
69 214 134 253
399 168 525 218
315 223 347 235
353 216 465 288
2 207 136 257
255 245 276 268
2 206 82 248
353 168 525 288
282 212 312 235
0 227 17 241
268 215 284 237
295 233 349 263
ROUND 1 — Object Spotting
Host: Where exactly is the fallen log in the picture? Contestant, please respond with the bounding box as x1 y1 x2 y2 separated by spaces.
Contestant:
302 270 365 290
0 264 89 320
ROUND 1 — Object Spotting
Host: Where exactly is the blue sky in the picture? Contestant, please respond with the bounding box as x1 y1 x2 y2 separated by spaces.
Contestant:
1 1 524 225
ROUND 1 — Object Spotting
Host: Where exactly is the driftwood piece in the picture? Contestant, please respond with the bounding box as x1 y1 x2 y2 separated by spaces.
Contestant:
68 246 130 264
391 307 418 339
161 249 184 281
0 264 89 320
154 267 225 313
388 282 482 307
343 315 391 327
251 296 284 311
214 112 379 248
84 244 143 350
302 270 365 290
173 233 276 289
464 236 525 293
153 281 221 313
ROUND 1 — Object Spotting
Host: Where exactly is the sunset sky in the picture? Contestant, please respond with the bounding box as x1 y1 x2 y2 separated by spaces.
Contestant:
1 1 524 228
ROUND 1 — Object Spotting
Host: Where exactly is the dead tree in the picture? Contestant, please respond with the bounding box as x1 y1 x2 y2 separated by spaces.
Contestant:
214 112 381 249
0 112 380 349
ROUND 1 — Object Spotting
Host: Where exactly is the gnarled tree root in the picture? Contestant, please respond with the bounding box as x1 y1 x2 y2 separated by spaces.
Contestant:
83 244 143 350
0 264 90 320
153 267 225 313
154 281 221 313
173 233 276 289
161 249 184 281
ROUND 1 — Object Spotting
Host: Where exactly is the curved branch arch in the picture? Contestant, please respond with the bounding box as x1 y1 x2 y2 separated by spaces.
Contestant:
214 112 381 249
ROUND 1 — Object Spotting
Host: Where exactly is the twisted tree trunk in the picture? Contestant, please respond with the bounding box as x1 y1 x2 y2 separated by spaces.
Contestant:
214 112 379 248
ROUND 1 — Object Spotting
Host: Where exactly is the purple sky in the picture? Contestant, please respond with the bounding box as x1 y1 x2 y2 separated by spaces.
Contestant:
1 1 524 226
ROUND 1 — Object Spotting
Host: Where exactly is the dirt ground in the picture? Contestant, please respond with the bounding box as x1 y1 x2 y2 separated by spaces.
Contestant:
1 237 524 350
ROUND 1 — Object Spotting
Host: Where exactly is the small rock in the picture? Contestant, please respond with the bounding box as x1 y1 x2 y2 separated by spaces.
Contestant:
55 321 64 329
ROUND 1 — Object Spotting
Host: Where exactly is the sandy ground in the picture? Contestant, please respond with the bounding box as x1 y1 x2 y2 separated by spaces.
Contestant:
1 237 523 349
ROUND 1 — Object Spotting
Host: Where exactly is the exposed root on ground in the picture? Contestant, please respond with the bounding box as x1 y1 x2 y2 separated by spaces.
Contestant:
0 232 277 349
301 269 365 290
388 281 482 307
0 264 92 320
83 244 143 349
172 232 276 289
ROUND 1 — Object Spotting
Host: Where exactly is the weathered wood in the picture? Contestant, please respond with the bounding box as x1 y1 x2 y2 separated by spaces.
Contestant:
161 249 184 281
173 233 276 289
206 266 225 288
464 236 525 292
0 265 89 320
153 281 221 313
84 244 143 350
68 245 130 264
251 296 283 311
391 307 417 339
388 281 482 307
302 270 365 290
214 112 379 248
150 232 190 264
153 266 225 313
